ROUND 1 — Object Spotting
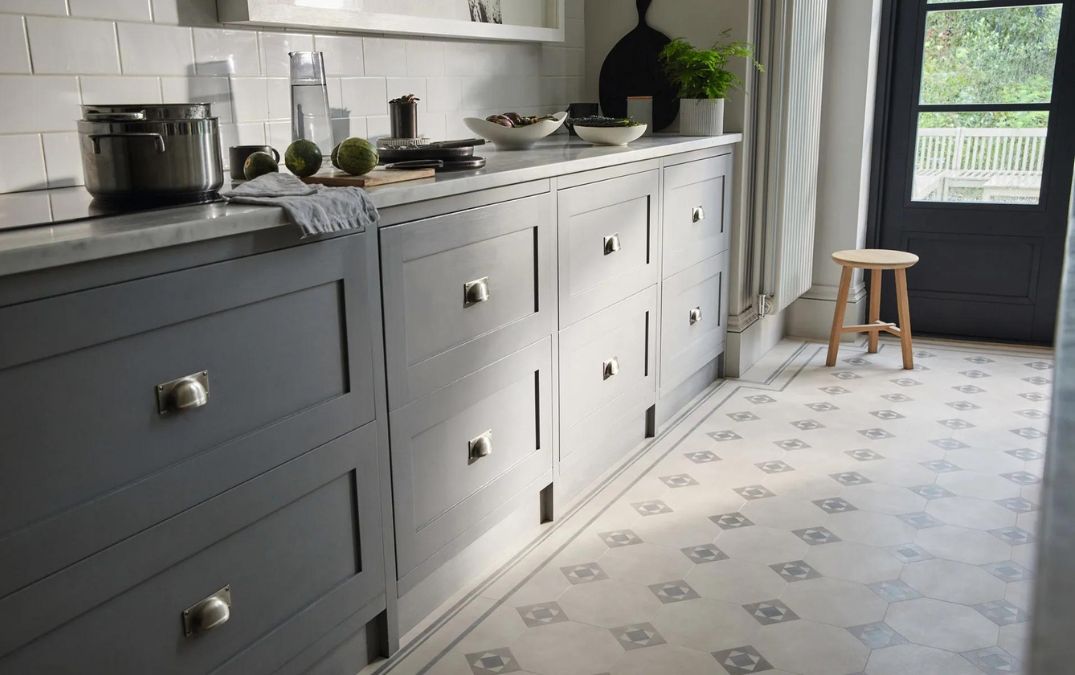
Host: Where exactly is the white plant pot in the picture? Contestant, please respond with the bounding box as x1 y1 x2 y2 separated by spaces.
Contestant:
678 98 725 136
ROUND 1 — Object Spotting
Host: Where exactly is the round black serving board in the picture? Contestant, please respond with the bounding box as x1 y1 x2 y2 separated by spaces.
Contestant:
598 0 680 131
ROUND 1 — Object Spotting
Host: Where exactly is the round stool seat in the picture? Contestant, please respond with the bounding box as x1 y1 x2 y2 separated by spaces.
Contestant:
832 249 919 269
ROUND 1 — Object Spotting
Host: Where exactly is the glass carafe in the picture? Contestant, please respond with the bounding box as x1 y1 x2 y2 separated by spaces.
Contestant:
289 51 333 155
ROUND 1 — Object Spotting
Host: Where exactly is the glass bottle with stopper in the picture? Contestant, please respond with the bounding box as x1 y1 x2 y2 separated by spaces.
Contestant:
289 51 333 155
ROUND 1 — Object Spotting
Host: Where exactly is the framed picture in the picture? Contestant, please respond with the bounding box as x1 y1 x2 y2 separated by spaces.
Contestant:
217 0 565 43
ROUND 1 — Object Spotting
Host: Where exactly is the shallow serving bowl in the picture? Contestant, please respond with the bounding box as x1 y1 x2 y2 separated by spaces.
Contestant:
463 112 568 150
574 123 648 146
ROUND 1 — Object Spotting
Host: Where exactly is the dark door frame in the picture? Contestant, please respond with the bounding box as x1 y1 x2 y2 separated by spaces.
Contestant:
865 0 1075 343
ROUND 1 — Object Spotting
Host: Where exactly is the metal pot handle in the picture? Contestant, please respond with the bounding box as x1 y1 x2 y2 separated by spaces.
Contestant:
84 111 147 122
89 132 166 154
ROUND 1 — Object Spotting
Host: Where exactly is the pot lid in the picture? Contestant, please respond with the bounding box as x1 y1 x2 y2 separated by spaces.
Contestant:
81 103 215 121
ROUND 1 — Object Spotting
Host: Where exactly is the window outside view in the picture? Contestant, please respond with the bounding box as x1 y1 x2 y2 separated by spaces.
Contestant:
913 3 1062 204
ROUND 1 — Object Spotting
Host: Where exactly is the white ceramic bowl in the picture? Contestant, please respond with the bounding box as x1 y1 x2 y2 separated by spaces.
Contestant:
463 112 568 150
573 123 648 146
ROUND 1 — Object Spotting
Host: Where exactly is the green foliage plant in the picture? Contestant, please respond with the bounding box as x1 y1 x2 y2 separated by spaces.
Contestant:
659 32 764 100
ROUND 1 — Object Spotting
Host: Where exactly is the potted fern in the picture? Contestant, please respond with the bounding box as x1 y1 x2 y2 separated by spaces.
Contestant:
659 33 763 136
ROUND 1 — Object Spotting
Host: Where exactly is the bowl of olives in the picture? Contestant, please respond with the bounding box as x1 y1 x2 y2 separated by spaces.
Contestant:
463 111 568 150
571 117 647 146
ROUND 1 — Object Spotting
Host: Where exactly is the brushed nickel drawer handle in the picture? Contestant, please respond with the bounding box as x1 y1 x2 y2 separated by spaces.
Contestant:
464 276 490 306
182 585 231 638
156 370 209 415
689 307 703 325
603 357 620 380
603 233 621 255
469 429 493 461
692 206 705 223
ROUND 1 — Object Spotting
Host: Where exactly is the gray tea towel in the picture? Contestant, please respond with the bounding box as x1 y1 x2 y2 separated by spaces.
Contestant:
222 172 379 237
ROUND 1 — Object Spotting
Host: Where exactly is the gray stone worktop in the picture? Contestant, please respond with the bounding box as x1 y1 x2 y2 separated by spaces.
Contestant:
0 133 740 277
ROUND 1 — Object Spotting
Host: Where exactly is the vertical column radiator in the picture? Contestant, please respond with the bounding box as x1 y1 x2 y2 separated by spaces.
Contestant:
759 0 828 314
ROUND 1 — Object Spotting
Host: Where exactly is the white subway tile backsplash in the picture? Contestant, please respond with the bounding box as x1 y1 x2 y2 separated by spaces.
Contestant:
161 75 231 122
259 31 314 77
0 0 66 15
362 37 406 77
80 75 161 104
117 22 193 75
41 131 83 188
417 112 445 140
0 133 46 192
69 0 152 22
149 0 217 26
266 120 290 155
229 77 268 123
194 28 260 76
0 15 29 74
366 115 390 139
425 77 460 114
331 117 367 144
314 34 363 76
386 78 426 111
265 77 289 120
27 16 120 75
405 39 444 77
540 45 566 77
0 75 80 133
340 77 387 117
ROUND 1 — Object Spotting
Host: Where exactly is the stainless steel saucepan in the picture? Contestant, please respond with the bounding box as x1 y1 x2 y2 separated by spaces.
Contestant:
77 103 224 203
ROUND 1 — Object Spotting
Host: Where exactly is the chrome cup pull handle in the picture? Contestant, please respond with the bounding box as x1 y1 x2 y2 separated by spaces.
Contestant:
692 206 705 223
464 276 490 307
468 429 493 462
182 586 231 638
689 307 703 325
89 132 166 154
603 357 620 380
157 371 209 415
603 233 621 255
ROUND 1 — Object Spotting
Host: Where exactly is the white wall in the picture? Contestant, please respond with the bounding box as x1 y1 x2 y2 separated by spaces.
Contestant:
786 0 883 339
0 0 584 192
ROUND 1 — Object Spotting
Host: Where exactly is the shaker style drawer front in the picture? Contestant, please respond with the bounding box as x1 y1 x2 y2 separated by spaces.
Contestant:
659 252 729 396
0 424 385 674
662 153 732 278
559 287 657 455
557 170 659 327
380 192 555 408
391 338 553 589
0 234 374 599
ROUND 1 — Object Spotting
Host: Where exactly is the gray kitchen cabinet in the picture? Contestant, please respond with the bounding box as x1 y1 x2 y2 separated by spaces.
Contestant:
0 423 385 674
0 234 375 600
659 251 729 398
559 286 657 498
390 337 554 591
380 191 556 409
557 170 659 327
662 152 732 278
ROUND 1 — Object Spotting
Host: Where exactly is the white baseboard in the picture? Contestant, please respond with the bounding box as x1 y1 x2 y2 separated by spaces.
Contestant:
725 310 787 377
786 292 867 341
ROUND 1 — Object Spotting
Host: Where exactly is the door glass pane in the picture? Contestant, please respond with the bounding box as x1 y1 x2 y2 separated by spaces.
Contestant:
912 111 1049 204
920 4 1062 105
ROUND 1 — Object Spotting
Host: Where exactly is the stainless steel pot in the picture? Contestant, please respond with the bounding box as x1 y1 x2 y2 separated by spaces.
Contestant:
78 103 224 202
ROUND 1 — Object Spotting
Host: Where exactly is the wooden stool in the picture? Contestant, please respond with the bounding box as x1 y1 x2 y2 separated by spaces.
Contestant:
826 249 919 370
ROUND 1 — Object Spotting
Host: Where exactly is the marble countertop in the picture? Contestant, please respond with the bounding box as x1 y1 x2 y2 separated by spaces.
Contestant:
0 133 740 278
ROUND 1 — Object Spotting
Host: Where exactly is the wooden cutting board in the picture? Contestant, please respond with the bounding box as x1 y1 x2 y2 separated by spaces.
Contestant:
301 166 435 187
598 0 680 131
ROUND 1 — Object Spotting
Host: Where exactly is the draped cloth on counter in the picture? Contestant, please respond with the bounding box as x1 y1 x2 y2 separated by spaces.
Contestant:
222 172 379 237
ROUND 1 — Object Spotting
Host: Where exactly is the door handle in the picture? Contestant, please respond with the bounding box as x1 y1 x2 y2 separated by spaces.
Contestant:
156 371 209 415
182 586 231 638
468 429 493 461
603 357 620 380
464 276 490 306
689 307 702 325
603 233 621 255
692 206 705 223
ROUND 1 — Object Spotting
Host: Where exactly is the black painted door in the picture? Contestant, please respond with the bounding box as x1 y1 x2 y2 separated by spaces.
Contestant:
874 0 1075 343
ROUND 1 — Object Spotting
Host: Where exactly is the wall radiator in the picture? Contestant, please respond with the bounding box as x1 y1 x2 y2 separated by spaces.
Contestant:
758 0 828 314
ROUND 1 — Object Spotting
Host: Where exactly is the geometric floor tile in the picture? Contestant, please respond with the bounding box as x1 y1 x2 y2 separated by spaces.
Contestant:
660 474 700 488
516 602 569 627
791 419 825 431
681 543 729 564
710 513 755 530
929 438 970 450
921 459 962 472
869 579 923 602
805 401 838 412
711 645 774 674
599 530 643 548
746 394 777 404
649 580 700 604
769 560 821 582
1005 448 1044 461
989 526 1036 546
947 400 982 411
709 430 744 442
846 448 884 461
465 647 522 675
632 500 673 516
561 562 609 585
813 497 857 514
756 460 794 474
909 484 956 499
882 392 913 402
859 428 895 440
892 377 922 387
870 409 906 421
961 646 1022 674
792 527 841 545
995 497 1038 513
848 622 908 649
830 472 872 486
898 512 943 529
728 411 761 422
820 385 851 395
1000 471 1041 486
1019 391 1049 402
889 543 934 563
1010 427 1046 439
685 450 722 463
742 599 799 625
734 485 776 500
938 418 975 429
774 438 811 450
610 623 666 651
954 384 987 394
981 561 1035 583
974 600 1030 626
1014 408 1048 420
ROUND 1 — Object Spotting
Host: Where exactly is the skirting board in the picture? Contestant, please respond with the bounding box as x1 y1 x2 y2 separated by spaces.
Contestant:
724 311 787 378
786 293 868 342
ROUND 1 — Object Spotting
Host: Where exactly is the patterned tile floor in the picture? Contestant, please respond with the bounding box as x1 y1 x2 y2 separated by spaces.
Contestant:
376 339 1052 675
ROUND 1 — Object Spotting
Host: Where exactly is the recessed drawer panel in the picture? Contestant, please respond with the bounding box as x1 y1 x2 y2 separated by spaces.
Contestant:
391 338 554 589
662 153 732 278
380 192 555 408
0 235 374 598
559 287 657 453
558 170 658 326
0 424 385 674
660 251 729 397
